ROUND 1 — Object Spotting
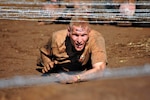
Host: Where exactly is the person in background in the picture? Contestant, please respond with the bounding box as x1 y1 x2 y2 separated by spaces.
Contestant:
38 0 91 25
38 0 61 25
38 17 107 83
119 0 136 16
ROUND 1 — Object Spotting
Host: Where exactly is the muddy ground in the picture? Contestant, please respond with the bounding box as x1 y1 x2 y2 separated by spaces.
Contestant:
0 19 150 100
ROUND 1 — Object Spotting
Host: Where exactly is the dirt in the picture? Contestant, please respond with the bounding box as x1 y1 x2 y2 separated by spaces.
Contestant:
0 19 150 100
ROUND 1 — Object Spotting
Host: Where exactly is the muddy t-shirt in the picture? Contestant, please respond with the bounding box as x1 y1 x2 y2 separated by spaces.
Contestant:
42 29 107 71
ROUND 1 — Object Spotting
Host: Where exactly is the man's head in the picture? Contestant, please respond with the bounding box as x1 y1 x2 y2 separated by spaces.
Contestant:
68 17 91 51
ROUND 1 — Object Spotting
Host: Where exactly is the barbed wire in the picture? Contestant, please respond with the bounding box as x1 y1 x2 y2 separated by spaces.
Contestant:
0 0 150 6
0 64 150 88
0 0 150 23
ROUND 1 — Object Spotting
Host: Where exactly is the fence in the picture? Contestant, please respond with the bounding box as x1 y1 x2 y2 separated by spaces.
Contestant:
0 0 150 24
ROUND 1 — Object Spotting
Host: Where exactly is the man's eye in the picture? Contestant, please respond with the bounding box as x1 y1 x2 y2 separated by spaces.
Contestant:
82 34 87 36
73 34 78 36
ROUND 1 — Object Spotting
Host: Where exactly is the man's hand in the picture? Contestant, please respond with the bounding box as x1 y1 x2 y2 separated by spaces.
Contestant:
40 47 54 73
42 61 54 73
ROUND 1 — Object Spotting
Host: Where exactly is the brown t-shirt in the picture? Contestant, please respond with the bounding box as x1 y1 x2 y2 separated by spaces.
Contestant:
41 29 107 71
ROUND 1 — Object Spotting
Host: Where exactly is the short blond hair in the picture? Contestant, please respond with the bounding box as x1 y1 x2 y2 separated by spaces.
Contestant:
69 17 90 32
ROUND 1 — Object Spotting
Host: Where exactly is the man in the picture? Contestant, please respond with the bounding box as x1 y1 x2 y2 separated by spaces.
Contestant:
38 0 61 25
38 17 107 83
119 0 136 16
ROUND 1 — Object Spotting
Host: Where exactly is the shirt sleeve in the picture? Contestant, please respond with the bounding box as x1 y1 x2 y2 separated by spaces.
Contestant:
89 32 107 65
40 35 52 56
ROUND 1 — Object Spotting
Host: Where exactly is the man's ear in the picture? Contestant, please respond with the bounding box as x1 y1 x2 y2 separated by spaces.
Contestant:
88 27 91 33
67 26 71 36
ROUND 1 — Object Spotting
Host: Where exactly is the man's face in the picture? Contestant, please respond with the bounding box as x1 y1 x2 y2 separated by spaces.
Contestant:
69 26 89 51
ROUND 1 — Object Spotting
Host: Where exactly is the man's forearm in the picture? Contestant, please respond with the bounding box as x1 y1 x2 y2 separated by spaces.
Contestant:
76 62 106 81
40 47 52 64
41 53 51 64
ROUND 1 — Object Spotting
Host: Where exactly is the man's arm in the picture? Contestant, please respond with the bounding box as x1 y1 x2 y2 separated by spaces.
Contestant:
40 35 55 73
74 62 106 82
57 62 106 84
40 47 54 73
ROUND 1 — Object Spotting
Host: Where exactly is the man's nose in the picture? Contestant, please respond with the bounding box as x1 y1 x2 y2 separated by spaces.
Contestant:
77 36 82 43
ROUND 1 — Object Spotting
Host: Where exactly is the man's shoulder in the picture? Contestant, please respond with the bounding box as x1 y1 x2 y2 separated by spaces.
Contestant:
52 29 68 37
51 29 67 47
89 29 103 38
88 29 105 46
